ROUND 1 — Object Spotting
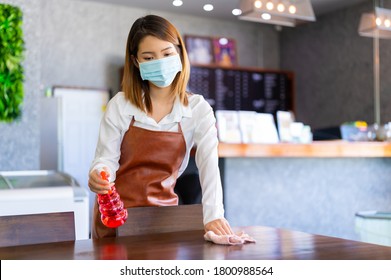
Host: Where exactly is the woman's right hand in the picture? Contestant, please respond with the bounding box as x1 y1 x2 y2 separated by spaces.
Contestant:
88 167 113 194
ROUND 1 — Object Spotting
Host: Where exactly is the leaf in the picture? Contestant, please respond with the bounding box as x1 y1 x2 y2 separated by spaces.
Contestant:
0 3 24 122
0 96 4 112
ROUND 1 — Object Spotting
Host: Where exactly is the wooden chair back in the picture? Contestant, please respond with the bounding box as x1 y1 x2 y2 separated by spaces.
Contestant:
117 204 203 236
0 212 75 247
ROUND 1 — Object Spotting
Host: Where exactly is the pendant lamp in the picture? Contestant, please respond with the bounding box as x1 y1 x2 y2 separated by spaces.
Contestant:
238 0 316 27
358 7 391 39
358 1 391 127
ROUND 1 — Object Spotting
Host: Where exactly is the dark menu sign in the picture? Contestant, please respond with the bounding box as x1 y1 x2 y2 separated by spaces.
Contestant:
188 65 293 115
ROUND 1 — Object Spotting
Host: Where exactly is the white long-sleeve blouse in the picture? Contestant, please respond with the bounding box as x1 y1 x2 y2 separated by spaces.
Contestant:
90 92 225 225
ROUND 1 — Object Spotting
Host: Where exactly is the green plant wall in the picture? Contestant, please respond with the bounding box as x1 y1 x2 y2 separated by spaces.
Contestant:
0 4 24 122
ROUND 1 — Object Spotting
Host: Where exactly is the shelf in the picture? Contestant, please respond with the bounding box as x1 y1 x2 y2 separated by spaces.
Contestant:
218 140 391 158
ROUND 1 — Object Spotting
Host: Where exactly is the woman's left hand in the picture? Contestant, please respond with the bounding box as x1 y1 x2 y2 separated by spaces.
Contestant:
205 218 234 235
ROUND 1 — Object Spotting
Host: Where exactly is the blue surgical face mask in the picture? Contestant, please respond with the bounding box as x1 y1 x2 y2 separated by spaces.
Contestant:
138 54 182 88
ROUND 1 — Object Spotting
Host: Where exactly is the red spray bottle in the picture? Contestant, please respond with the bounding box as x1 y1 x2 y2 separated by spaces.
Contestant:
97 171 128 228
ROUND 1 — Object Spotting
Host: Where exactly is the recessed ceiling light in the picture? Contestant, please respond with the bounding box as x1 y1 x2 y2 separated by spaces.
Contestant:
289 5 297 14
266 1 274 10
232 8 242 16
277 3 285 12
261 13 271 20
376 17 382 26
203 4 214 12
219 37 228 45
172 0 183 7
254 0 262 9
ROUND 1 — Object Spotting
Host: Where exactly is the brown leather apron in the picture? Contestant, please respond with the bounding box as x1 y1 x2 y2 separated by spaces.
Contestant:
92 117 186 238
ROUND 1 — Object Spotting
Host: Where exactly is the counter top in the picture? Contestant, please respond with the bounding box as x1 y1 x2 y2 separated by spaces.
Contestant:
218 141 391 158
2 225 391 260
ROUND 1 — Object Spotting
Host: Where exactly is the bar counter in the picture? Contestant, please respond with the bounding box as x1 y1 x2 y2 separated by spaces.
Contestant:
1 226 391 260
218 140 391 157
217 141 391 243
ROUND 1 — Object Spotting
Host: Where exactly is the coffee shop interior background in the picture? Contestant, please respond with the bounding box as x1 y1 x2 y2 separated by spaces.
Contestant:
0 0 387 169
2 0 391 242
1 0 387 171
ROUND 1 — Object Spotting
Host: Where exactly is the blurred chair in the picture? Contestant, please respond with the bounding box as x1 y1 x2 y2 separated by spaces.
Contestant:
0 212 75 247
117 204 203 237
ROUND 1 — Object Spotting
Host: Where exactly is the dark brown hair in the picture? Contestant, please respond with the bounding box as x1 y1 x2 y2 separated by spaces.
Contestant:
122 15 190 112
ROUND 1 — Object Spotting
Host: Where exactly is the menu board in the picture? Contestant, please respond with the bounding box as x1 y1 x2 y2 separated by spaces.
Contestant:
188 65 293 115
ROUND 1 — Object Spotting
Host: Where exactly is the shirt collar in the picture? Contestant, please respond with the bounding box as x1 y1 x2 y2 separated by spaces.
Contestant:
159 96 192 125
124 95 192 125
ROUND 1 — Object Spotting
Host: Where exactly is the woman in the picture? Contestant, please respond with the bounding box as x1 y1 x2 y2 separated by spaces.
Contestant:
88 14 233 239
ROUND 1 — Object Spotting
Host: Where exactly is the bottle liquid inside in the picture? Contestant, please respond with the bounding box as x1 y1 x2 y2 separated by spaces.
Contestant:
98 171 128 228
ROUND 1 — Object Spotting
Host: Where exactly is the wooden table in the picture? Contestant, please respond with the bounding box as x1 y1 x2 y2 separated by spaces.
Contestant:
1 226 391 260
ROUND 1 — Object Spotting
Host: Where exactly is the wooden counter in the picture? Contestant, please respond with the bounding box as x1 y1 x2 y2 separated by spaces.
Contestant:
220 141 391 241
218 140 391 157
2 226 391 260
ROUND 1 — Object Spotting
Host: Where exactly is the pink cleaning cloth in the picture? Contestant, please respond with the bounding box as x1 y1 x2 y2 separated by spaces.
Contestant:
204 231 256 245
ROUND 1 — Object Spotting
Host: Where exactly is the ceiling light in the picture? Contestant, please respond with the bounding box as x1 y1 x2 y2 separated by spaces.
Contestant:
289 5 297 14
203 4 213 12
254 0 262 9
238 0 315 27
172 0 183 7
358 7 391 39
219 38 228 45
277 3 285 13
376 17 382 26
266 1 274 11
232 9 242 16
262 13 271 20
